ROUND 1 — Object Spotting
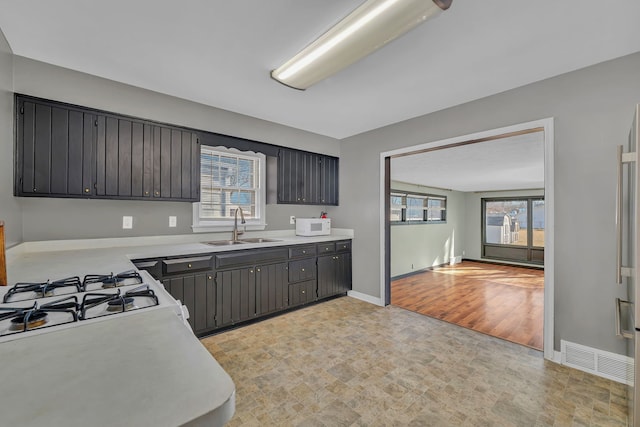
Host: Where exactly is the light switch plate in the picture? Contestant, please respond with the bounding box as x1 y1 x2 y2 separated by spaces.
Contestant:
290 216 296 225
122 216 133 229
169 216 177 227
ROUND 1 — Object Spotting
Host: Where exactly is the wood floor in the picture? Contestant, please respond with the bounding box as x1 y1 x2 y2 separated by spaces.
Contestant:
391 261 544 350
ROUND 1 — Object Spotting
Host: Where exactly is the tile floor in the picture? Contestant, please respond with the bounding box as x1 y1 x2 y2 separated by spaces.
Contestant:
201 297 628 426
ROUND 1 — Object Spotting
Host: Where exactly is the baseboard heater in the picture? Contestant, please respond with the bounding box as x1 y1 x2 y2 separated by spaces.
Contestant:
561 340 633 385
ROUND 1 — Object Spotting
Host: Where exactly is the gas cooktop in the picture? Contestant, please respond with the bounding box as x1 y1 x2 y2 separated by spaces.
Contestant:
0 270 187 342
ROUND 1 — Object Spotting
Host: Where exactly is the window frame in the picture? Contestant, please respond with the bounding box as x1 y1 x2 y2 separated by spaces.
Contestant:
481 196 544 264
192 146 267 233
390 190 447 225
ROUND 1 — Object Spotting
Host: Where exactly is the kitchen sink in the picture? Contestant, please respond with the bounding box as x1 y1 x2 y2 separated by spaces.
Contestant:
238 238 282 243
204 240 247 246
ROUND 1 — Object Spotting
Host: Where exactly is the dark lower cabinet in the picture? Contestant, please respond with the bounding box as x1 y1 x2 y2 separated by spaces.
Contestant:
134 240 351 335
289 280 315 307
317 252 352 299
162 271 215 334
256 263 288 315
215 267 257 327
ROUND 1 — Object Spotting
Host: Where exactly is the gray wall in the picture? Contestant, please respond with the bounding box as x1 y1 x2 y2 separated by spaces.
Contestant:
0 29 21 247
12 57 340 241
390 181 466 277
464 189 545 261
338 52 640 354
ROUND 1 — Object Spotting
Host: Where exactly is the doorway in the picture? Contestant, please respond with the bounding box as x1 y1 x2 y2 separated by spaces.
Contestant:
379 118 555 360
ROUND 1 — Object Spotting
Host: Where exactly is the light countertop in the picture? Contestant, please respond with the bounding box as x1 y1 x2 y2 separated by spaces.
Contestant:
0 307 235 427
0 229 353 426
4 230 354 286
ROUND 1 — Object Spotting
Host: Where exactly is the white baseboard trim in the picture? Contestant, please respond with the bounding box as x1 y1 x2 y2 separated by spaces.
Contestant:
553 350 562 364
560 340 633 385
348 291 384 307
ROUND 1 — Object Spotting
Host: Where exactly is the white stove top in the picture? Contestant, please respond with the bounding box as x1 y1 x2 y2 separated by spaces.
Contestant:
0 271 186 343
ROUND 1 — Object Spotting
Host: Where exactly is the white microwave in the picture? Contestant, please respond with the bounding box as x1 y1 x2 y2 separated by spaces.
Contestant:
296 218 331 236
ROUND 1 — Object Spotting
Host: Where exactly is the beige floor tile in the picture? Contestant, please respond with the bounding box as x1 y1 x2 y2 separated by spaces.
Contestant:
201 297 628 426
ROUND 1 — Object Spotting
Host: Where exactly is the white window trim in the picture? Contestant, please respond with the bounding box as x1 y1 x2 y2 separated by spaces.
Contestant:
192 146 267 233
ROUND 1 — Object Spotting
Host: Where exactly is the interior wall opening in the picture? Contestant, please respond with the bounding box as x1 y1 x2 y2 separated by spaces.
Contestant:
383 123 551 353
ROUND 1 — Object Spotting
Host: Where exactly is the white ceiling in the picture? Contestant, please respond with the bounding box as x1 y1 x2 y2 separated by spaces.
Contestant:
0 1 639 139
391 131 545 192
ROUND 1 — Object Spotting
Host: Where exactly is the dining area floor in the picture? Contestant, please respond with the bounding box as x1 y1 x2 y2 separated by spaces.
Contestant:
201 297 627 426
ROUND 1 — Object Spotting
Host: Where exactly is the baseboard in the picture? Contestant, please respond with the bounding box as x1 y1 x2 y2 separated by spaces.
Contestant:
348 290 384 307
560 340 633 385
390 262 451 281
462 258 544 270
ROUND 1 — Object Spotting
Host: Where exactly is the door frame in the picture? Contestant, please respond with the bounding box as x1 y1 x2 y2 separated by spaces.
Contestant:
378 117 555 361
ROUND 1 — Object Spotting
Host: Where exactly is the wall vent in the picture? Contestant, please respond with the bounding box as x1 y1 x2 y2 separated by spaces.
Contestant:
561 340 633 385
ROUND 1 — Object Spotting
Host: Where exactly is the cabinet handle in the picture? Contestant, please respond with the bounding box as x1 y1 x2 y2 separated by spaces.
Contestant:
250 270 254 273
188 264 192 268
302 290 306 294
144 191 149 195
33 188 37 192
257 268 261 272
301 268 305 272
155 191 160 196
84 188 90 193
302 250 306 254
208 275 212 280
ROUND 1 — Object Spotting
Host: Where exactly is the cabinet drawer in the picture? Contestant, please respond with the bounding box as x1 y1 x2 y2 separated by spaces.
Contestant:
288 258 316 283
289 245 316 258
336 240 351 252
316 242 335 254
215 248 288 269
289 280 316 307
163 255 213 275
132 258 162 279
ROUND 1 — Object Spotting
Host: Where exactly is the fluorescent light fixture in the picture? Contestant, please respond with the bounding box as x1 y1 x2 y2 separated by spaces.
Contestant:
271 0 453 90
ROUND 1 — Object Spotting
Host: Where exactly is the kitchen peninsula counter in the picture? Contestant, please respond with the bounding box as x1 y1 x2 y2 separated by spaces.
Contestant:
0 230 353 426
0 307 235 427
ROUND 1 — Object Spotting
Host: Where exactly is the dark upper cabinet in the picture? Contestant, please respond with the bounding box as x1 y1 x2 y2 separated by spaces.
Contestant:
15 95 200 202
16 99 96 197
277 148 339 206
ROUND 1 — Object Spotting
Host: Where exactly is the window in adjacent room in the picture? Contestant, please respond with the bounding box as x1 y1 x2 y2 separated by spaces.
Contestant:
481 196 544 264
192 146 266 232
390 191 446 224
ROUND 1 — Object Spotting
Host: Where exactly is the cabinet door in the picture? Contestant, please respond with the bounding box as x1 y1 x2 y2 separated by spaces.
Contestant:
162 272 215 334
96 115 153 198
17 100 95 196
320 155 339 205
317 255 334 299
256 263 288 315
336 253 352 293
277 149 299 203
152 125 200 200
216 267 257 327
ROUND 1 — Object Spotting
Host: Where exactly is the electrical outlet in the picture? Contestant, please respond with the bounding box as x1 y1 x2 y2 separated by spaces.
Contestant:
169 216 177 228
122 216 133 229
290 216 296 225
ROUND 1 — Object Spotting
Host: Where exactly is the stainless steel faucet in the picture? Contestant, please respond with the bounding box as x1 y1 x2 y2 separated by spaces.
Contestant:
232 207 246 242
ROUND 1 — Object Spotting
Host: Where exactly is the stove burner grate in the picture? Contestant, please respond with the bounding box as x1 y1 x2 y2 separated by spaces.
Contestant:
3 277 82 303
0 296 79 334
82 270 143 290
80 285 159 320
